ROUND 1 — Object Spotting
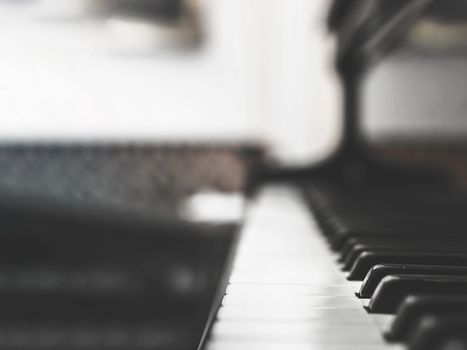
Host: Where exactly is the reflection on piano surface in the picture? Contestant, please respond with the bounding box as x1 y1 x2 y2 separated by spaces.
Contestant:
3 1 467 350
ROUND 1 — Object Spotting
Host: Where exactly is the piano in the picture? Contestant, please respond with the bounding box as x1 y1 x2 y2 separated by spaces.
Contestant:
1 1 467 350
202 1 467 350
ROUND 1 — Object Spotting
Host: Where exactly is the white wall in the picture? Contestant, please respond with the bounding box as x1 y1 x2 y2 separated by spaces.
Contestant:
0 0 339 164
249 0 340 164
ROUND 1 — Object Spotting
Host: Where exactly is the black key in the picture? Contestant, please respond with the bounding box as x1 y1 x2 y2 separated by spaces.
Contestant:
347 252 467 280
408 314 467 350
339 237 467 258
341 242 467 267
328 227 420 251
343 248 467 272
358 264 467 298
331 229 467 251
306 189 467 250
339 237 378 258
367 274 467 313
387 294 467 342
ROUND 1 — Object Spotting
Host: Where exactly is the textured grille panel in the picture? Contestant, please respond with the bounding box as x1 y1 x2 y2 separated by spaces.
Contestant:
0 144 260 218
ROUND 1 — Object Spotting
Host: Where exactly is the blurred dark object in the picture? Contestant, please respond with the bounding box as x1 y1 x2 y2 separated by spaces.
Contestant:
0 143 261 349
90 0 204 48
0 204 236 349
94 0 185 21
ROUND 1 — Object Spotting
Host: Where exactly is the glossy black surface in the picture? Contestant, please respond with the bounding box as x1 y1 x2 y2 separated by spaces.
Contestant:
388 295 467 342
368 274 467 314
358 264 467 298
408 314 467 350
347 252 467 281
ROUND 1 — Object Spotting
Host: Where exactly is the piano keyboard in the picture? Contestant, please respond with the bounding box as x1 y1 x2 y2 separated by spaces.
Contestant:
204 186 401 350
203 185 467 350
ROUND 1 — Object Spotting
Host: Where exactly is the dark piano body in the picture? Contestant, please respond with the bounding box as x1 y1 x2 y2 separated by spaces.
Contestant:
3 1 467 350
0 145 257 350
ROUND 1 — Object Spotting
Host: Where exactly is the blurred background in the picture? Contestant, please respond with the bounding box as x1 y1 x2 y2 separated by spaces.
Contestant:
0 0 340 165
3 0 467 166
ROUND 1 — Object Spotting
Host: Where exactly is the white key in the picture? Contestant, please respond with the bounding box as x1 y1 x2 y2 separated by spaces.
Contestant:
217 305 372 323
202 187 394 350
207 341 401 350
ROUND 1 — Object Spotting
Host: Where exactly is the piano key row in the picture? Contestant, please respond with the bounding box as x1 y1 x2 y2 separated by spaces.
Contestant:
306 185 467 350
204 184 467 350
204 187 396 350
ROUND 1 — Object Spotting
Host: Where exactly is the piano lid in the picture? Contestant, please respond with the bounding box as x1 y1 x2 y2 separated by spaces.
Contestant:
328 0 436 72
302 0 467 188
329 0 467 68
